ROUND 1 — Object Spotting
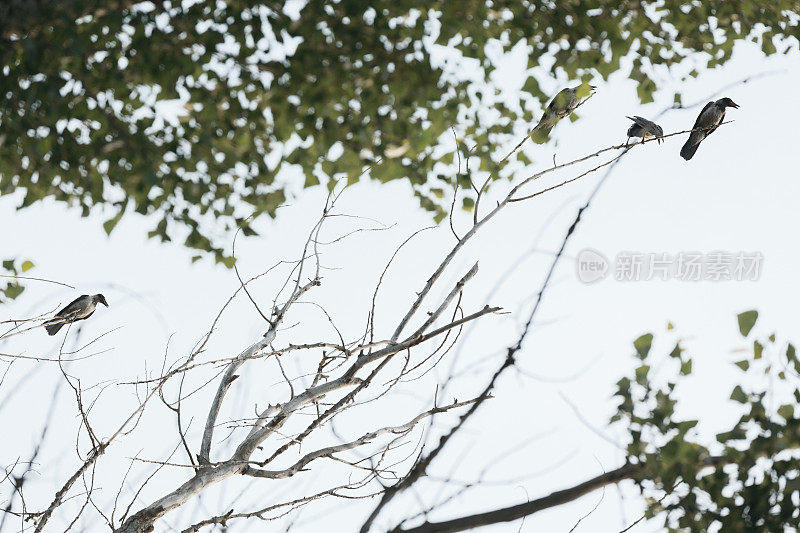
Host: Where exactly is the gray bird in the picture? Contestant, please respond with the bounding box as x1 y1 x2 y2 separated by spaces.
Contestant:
626 116 664 144
44 294 109 335
530 83 595 144
680 97 739 160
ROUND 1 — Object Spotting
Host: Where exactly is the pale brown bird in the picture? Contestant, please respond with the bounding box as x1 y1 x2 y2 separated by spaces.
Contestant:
530 83 595 144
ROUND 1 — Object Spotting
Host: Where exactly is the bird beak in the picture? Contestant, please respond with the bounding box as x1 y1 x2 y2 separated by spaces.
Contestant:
730 101 740 108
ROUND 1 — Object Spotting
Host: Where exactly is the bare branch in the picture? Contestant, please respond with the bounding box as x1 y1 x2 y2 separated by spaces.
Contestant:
242 398 481 480
393 463 641 533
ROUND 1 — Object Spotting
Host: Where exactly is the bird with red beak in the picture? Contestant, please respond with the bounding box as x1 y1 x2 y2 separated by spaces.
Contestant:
680 97 739 160
44 294 109 335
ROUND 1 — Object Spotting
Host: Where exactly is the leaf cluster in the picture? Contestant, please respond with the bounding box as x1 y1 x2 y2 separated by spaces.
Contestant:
2 1 798 260
612 311 800 531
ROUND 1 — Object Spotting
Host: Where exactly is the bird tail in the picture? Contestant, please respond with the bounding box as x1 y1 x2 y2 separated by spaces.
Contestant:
44 319 64 336
680 132 703 160
530 119 554 144
680 140 699 160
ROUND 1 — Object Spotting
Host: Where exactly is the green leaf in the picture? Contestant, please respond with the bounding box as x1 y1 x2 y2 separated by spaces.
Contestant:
615 376 631 394
778 404 794 420
669 343 683 358
753 340 763 359
305 173 320 188
3 283 24 300
20 261 34 272
522 76 540 95
730 385 747 403
734 360 749 371
717 426 746 443
103 212 124 235
680 359 693 375
634 333 654 359
635 364 650 384
737 310 758 337
787 343 797 366
762 36 777 55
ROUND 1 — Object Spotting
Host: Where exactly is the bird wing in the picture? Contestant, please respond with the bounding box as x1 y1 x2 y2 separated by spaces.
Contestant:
626 123 643 138
626 116 663 141
55 295 89 318
631 116 663 137
75 309 96 323
704 109 725 137
545 88 575 118
683 102 717 149
691 102 715 131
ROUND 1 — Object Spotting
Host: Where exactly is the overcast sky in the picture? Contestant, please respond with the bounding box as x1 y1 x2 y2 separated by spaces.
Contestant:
2 39 800 533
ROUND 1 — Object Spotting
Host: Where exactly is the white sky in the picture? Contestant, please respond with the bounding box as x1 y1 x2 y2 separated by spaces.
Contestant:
1 39 800 533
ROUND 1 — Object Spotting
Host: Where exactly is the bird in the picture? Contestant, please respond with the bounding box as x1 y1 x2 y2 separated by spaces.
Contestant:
626 116 664 145
680 97 739 160
530 82 596 144
44 294 109 335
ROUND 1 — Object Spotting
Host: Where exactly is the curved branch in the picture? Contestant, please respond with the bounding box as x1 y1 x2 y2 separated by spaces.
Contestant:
393 463 642 533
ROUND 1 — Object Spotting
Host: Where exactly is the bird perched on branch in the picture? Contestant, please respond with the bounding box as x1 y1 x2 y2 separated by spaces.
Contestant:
680 97 739 160
626 116 664 145
44 294 109 335
530 82 595 144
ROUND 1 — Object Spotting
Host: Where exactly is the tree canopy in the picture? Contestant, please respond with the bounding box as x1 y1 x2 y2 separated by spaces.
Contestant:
1 0 798 265
612 311 800 531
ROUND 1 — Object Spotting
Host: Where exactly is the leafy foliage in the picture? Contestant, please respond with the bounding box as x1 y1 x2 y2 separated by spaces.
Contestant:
0 258 33 304
612 312 800 531
2 1 799 261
